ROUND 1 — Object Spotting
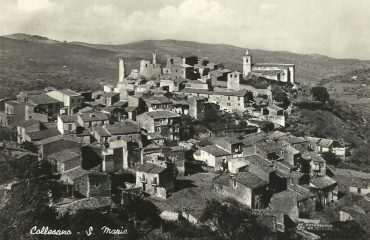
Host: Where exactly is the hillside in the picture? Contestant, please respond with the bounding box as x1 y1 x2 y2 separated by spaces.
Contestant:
1 34 370 99
73 39 370 86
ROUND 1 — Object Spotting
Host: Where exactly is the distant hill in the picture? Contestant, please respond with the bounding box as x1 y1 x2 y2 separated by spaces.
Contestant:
1 33 370 98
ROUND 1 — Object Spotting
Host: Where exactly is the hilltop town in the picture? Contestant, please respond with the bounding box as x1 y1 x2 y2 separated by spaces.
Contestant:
0 49 369 240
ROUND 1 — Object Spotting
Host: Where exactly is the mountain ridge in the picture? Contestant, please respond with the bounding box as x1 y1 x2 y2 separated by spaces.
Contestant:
1 33 370 99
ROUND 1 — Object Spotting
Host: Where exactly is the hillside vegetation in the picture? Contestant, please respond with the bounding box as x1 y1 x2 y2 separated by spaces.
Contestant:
1 34 370 98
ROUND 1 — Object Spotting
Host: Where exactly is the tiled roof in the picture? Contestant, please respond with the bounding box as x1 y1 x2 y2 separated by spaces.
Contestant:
28 94 62 105
5 100 21 106
105 121 139 135
267 105 284 112
201 145 231 157
48 147 81 163
148 132 166 140
235 172 268 189
311 176 337 189
253 70 283 76
253 63 294 68
58 89 80 96
17 119 40 128
247 154 274 173
93 126 110 137
61 167 89 180
145 95 172 105
136 162 166 174
112 101 128 108
144 110 180 119
60 114 77 123
301 151 325 163
27 128 60 141
213 172 267 189
255 141 279 152
79 112 109 122
307 137 334 148
101 92 119 98
273 184 313 202
351 178 370 188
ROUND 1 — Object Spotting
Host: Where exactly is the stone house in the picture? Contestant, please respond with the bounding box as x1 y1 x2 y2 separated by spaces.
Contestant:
46 89 83 115
310 175 338 207
269 184 315 221
92 121 141 146
143 95 173 112
197 145 232 171
213 172 269 209
48 147 82 174
77 112 110 129
214 136 244 157
137 110 181 140
27 94 63 120
73 171 111 198
349 178 370 195
57 114 78 134
16 119 41 144
135 162 175 198
97 92 120 106
301 151 326 177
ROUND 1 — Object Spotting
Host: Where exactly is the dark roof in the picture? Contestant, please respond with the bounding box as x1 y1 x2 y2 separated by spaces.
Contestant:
79 112 109 122
145 95 172 105
213 172 267 189
28 94 62 105
17 119 40 128
105 121 139 135
136 162 166 174
247 155 274 173
311 176 337 189
273 184 313 202
201 145 231 157
255 141 279 153
101 92 119 98
27 128 60 141
48 147 81 163
235 172 268 189
144 110 180 119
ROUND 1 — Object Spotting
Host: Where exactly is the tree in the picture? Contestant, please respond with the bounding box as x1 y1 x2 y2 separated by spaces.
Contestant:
200 199 273 240
272 87 290 109
311 86 330 103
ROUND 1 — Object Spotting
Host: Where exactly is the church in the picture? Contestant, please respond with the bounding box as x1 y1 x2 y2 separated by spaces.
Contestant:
242 49 295 84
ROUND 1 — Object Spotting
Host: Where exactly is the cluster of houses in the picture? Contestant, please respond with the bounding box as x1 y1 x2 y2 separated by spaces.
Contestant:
0 50 368 237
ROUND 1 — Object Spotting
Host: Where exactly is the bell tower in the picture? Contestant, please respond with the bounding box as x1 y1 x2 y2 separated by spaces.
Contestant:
243 49 252 77
118 57 126 83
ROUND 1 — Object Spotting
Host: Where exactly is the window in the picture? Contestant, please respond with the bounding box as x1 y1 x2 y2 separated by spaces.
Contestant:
227 103 231 106
78 98 80 102
95 183 100 187
358 188 361 194
71 99 74 104
68 123 73 130
228 96 230 101
117 136 121 140
233 179 237 189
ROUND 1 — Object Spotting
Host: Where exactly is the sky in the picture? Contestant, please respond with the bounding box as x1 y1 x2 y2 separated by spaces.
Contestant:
1 0 370 60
